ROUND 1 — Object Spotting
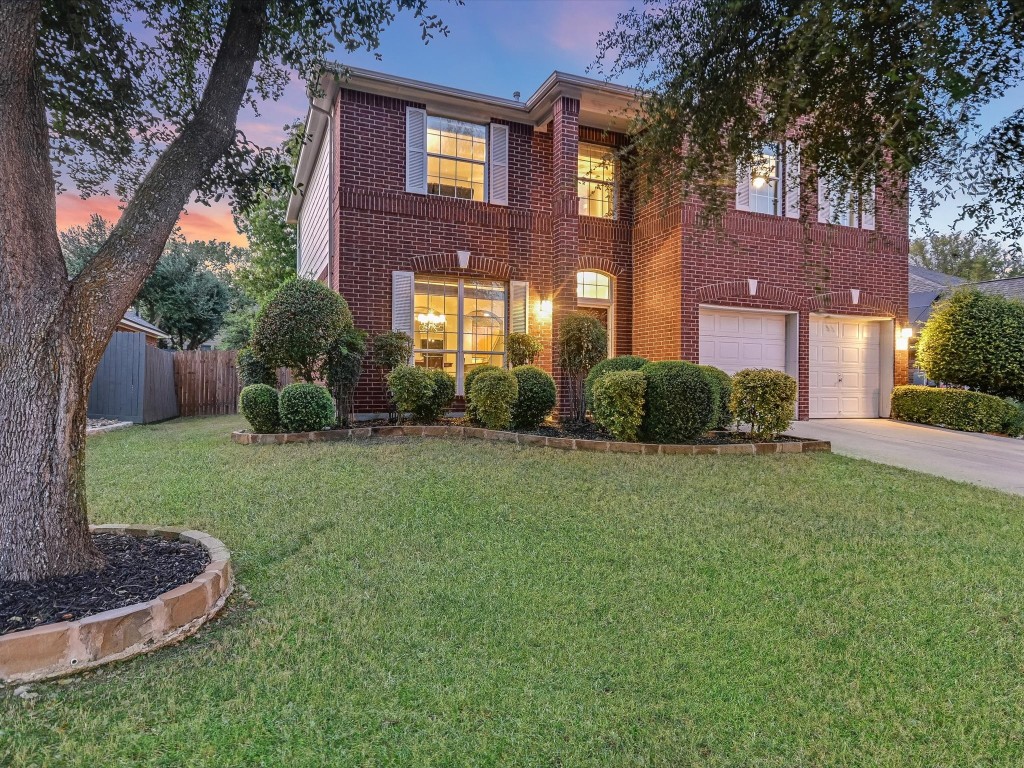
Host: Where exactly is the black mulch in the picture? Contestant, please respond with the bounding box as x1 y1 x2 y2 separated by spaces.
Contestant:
0 534 209 636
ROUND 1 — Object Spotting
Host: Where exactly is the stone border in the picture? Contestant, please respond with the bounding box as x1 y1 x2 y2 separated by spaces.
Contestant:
86 421 133 436
0 525 232 685
232 425 831 455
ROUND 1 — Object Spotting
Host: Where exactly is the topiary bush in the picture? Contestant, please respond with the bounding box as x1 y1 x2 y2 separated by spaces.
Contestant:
323 327 367 426
639 361 717 443
237 347 276 388
251 278 353 381
470 368 519 430
278 382 336 432
916 288 1024 399
510 365 556 429
424 369 456 422
371 330 414 421
591 369 646 442
584 355 648 409
388 365 433 423
698 365 734 430
239 384 280 434
729 368 797 440
559 312 608 422
890 385 1018 434
507 333 543 367
464 363 502 423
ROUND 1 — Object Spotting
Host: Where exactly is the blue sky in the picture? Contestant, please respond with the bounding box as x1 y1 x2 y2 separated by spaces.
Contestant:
55 0 1019 246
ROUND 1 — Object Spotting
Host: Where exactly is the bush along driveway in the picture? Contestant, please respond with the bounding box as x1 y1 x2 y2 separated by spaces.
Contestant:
4 415 1024 766
788 418 1024 495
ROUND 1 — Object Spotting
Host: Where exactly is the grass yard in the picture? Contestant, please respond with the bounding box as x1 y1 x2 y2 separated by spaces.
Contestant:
3 416 1024 766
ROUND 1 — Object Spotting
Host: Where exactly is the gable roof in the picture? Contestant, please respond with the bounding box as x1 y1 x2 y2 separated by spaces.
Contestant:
965 275 1024 301
118 311 170 340
908 264 965 293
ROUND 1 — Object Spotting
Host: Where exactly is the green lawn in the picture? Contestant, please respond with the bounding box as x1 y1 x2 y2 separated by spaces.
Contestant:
3 416 1024 766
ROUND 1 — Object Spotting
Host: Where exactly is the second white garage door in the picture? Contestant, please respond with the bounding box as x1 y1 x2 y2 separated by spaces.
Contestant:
699 308 787 375
809 315 881 418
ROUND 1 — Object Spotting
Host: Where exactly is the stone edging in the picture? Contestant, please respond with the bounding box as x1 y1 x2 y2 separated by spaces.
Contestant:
85 421 133 436
231 425 831 456
0 525 233 685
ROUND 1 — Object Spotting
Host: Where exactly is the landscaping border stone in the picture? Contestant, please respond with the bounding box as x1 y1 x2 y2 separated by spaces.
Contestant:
85 420 133 436
231 425 831 455
0 526 232 685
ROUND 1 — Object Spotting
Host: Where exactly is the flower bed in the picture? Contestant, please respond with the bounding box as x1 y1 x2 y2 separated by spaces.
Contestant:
232 424 830 455
0 526 232 685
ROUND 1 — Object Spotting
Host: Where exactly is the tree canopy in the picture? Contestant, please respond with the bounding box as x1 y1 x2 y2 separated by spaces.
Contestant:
910 232 1024 282
596 1 1024 241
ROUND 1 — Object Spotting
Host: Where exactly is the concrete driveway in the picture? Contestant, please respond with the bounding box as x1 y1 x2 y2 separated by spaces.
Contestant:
787 419 1024 496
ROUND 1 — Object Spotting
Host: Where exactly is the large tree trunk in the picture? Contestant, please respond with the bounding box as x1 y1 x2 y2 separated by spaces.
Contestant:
0 0 268 581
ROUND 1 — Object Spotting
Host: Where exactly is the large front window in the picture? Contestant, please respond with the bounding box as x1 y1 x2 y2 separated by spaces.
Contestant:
414 277 506 393
578 143 616 218
427 117 487 201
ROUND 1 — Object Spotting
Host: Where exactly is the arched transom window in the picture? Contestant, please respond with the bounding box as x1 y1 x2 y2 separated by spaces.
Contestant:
576 271 612 304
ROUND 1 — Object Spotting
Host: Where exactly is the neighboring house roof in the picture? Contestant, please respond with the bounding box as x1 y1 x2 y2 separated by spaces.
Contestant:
965 275 1024 301
908 264 965 293
117 311 170 341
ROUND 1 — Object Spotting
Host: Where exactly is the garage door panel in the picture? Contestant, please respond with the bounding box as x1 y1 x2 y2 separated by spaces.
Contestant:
810 315 883 418
699 309 788 377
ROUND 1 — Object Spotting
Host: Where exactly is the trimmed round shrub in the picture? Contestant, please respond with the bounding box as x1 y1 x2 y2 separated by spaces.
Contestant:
510 365 556 429
464 363 502 423
507 333 543 367
470 368 519 430
891 385 1018 434
639 361 717 443
916 288 1024 399
252 278 353 381
698 365 734 430
584 355 648 409
559 312 608 422
424 369 456 422
388 365 432 421
279 382 336 432
729 368 797 440
239 384 280 434
371 330 414 372
592 369 646 442
237 347 276 388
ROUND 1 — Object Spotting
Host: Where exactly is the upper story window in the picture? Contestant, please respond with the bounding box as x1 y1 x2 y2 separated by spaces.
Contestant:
818 178 876 230
578 143 617 219
736 141 800 219
426 117 487 201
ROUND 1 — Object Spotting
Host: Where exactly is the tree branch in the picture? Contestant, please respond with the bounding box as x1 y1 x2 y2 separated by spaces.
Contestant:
70 0 269 365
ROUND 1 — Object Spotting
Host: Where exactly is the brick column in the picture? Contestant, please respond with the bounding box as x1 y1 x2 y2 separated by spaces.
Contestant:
549 96 580 417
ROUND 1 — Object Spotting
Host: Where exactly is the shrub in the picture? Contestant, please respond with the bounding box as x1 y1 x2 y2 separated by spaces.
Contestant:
388 365 433 422
237 347 276 388
424 369 456 422
251 278 353 381
698 365 734 430
890 385 1018 434
371 330 414 372
510 365 556 429
323 327 367 426
639 361 717 443
1003 398 1024 438
464 363 502 423
239 384 280 434
916 288 1024 399
592 370 646 442
279 383 335 432
729 369 797 440
507 333 543 367
470 368 518 430
584 355 648 409
558 312 608 421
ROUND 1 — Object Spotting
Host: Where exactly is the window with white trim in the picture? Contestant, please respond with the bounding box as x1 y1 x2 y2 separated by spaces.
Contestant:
426 117 487 201
578 143 617 218
749 144 782 215
818 177 876 230
576 270 614 356
413 277 506 393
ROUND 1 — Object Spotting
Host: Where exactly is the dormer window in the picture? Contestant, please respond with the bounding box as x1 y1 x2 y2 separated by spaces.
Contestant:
426 117 487 201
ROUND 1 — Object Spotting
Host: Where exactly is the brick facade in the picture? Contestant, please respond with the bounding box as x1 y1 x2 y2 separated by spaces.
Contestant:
297 69 909 419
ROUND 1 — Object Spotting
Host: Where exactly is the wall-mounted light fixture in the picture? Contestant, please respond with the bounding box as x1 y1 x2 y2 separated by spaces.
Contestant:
895 325 913 351
538 299 553 320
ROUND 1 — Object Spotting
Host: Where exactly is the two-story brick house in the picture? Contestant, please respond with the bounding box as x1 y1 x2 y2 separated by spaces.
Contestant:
287 65 909 420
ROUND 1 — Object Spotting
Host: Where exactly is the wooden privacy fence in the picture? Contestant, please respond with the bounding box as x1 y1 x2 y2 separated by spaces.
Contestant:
88 332 179 423
173 350 293 417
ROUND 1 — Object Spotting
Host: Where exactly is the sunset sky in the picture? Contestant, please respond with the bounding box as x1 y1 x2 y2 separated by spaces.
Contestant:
54 0 1021 247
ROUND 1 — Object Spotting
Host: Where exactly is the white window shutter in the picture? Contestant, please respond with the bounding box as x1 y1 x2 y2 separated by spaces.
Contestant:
817 178 831 223
861 186 876 230
509 280 529 334
784 141 800 219
405 107 427 194
392 271 415 354
489 123 509 206
735 161 751 212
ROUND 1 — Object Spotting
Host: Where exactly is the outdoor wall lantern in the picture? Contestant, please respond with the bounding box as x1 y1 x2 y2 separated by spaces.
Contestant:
895 325 913 351
538 299 553 320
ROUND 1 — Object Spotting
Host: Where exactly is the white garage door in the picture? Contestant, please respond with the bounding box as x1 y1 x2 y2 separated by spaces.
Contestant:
809 315 880 418
699 308 787 375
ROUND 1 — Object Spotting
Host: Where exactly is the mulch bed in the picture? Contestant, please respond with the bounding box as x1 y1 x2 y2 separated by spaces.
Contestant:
0 534 209 636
